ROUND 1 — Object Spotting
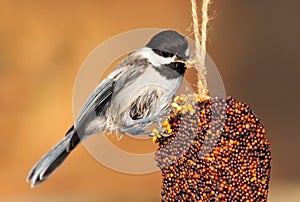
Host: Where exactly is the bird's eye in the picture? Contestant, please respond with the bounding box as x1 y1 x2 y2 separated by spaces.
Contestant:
153 49 174 58
162 51 174 57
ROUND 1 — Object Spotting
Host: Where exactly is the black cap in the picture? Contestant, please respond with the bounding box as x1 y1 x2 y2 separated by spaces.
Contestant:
146 30 189 60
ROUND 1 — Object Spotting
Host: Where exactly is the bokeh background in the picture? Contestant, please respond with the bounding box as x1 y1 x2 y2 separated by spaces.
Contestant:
0 0 299 201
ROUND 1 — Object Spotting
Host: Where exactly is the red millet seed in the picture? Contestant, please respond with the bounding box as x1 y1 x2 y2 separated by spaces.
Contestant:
155 96 271 202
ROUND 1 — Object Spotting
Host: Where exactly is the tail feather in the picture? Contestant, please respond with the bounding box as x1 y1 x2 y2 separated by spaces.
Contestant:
27 126 80 188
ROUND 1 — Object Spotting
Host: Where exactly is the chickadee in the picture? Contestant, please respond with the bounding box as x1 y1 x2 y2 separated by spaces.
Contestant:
27 30 190 187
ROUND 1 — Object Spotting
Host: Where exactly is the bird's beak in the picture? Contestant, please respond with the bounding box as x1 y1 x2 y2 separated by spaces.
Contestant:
174 57 191 68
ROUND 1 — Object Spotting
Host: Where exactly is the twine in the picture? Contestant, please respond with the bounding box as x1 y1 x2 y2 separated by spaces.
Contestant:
188 0 211 100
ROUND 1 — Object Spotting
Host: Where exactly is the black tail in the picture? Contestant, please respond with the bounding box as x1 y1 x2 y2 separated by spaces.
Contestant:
27 126 81 188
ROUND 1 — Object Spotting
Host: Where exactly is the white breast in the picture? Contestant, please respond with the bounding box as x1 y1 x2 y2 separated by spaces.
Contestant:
118 66 182 107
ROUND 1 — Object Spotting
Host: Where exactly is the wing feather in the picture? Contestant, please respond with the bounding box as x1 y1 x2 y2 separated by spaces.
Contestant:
74 53 150 133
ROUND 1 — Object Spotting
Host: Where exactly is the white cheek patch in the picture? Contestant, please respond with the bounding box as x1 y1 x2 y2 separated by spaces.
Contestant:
185 47 190 58
137 47 174 67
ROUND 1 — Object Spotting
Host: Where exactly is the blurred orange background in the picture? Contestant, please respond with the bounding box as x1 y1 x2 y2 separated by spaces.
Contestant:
1 0 299 201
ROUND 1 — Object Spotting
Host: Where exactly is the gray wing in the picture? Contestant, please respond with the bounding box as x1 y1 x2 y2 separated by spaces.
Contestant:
74 54 149 134
74 76 115 131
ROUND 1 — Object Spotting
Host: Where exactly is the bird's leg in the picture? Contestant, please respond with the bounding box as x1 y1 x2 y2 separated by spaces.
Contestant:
120 116 161 137
120 107 174 137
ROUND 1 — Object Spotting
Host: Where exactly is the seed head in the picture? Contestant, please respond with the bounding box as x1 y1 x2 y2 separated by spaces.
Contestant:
155 96 271 201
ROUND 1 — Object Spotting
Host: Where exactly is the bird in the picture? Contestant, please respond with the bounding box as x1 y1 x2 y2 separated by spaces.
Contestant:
27 30 190 188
